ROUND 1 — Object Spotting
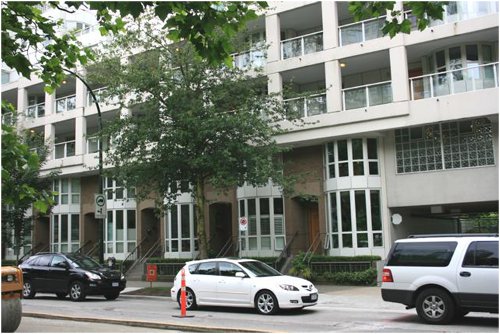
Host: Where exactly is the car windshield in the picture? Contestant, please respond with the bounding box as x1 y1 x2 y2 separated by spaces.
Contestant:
66 254 101 270
239 260 282 277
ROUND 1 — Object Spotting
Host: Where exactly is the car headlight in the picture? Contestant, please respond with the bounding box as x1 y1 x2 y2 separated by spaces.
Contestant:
279 284 299 291
85 271 101 281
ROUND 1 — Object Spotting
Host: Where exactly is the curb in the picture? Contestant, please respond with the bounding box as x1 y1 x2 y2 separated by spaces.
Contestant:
22 312 278 333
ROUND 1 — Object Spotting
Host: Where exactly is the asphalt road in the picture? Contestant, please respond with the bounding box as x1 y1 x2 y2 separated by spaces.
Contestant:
20 289 499 333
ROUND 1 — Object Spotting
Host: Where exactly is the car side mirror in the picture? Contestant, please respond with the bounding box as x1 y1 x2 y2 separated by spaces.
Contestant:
235 272 246 278
56 262 68 269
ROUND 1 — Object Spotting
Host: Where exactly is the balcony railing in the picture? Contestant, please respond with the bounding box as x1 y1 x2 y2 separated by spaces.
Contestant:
26 102 45 119
342 81 392 110
339 16 386 46
54 140 76 159
87 87 119 106
281 31 323 60
284 93 327 118
410 62 499 100
86 136 109 154
56 94 76 113
232 49 266 69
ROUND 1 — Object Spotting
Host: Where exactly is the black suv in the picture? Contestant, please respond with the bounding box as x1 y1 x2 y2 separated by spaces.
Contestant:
19 252 126 301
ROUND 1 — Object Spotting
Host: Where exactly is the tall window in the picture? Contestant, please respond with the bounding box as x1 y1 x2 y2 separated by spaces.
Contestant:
53 178 80 205
105 210 136 255
51 214 80 252
328 190 383 249
395 118 495 173
104 178 136 200
239 197 285 254
326 138 379 178
165 204 198 254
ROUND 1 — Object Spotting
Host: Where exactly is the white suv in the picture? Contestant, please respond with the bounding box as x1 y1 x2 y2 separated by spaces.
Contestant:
381 234 498 324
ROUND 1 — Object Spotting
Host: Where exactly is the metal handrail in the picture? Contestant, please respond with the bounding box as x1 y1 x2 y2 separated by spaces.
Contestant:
75 240 92 254
124 238 161 276
85 239 102 258
17 242 44 264
216 237 234 258
281 30 323 44
304 232 325 265
338 15 386 30
120 236 148 273
274 231 298 270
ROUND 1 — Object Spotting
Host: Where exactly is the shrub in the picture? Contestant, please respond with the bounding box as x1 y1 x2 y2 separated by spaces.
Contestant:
316 268 377 286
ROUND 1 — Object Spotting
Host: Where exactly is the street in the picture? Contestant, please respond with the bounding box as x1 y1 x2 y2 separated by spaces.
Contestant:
20 288 499 333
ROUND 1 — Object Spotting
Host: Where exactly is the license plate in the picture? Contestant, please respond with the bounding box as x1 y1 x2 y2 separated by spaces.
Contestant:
310 293 318 301
112 282 119 287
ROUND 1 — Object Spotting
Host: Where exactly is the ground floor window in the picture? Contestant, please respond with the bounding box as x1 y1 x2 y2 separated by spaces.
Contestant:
51 214 79 252
239 197 285 253
165 203 198 254
105 210 136 254
328 190 383 249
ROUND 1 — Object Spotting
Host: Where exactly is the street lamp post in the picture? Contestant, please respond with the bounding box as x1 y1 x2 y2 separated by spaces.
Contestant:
63 68 105 264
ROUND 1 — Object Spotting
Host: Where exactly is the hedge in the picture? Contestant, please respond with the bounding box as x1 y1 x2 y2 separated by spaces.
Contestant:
314 268 378 286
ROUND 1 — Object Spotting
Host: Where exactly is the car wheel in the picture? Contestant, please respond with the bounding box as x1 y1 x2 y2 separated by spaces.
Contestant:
177 288 197 310
69 281 86 302
416 288 455 324
255 290 279 315
22 280 36 299
56 293 67 300
104 292 120 300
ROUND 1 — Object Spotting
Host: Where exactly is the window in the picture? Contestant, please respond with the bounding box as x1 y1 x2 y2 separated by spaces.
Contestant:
325 138 379 179
104 178 136 200
219 262 244 277
387 242 457 267
463 241 499 267
196 262 218 275
50 255 67 267
51 214 79 252
396 118 495 173
165 203 197 254
105 210 136 255
53 178 80 205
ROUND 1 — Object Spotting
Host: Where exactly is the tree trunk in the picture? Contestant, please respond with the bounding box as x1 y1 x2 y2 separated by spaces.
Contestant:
194 178 208 259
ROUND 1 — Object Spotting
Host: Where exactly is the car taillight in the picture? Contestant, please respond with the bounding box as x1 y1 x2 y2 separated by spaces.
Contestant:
382 268 393 283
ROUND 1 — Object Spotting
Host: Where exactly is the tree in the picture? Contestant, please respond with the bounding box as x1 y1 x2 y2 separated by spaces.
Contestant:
1 1 267 93
348 1 449 37
1 103 57 259
87 12 298 259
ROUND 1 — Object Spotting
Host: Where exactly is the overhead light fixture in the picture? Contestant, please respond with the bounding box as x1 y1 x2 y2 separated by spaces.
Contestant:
340 62 346 68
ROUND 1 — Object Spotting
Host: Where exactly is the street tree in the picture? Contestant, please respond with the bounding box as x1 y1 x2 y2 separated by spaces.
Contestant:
2 1 267 92
348 1 448 37
1 103 57 259
87 12 298 259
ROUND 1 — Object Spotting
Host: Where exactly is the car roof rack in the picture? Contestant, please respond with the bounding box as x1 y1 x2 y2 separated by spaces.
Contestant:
408 233 499 238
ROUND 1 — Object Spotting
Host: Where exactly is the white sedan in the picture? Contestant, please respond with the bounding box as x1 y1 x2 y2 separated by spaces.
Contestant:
171 258 318 315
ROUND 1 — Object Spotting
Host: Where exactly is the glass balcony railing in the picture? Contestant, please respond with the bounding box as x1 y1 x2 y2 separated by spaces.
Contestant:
25 102 45 118
56 95 76 113
410 62 499 100
87 136 109 154
54 140 76 159
232 49 266 69
281 31 323 60
284 93 327 118
87 87 118 106
342 81 392 110
339 16 386 46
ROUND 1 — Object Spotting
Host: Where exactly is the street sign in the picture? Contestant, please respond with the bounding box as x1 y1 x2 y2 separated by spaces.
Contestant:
95 194 106 219
239 217 248 231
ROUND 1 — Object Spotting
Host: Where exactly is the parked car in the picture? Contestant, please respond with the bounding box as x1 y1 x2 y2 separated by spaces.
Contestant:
1 266 23 332
171 258 318 315
19 252 126 301
381 234 498 324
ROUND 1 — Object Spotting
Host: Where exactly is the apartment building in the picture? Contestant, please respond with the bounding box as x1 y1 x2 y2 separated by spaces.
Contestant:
2 2 499 265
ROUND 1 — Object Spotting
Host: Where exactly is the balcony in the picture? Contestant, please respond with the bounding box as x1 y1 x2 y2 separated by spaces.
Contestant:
54 140 76 159
410 62 499 100
284 93 327 118
87 87 119 106
339 16 385 46
87 136 109 154
233 49 266 69
26 102 45 119
281 31 323 60
342 81 392 110
56 94 76 113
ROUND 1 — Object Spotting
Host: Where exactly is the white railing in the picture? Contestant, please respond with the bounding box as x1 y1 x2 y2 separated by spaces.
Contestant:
232 49 266 69
74 25 98 37
86 136 109 154
281 31 323 60
342 81 392 110
339 16 386 46
283 93 327 118
410 62 499 100
55 94 76 113
87 87 119 106
25 102 45 118
54 140 76 159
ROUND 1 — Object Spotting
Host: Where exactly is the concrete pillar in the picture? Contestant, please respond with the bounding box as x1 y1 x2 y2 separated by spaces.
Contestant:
268 72 282 96
389 46 410 102
325 60 343 112
75 116 86 155
265 14 281 63
321 1 339 49
17 88 27 116
75 71 87 110
45 123 55 160
45 92 55 116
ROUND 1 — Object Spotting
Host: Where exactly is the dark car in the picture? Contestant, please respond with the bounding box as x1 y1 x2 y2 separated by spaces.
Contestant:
19 252 126 301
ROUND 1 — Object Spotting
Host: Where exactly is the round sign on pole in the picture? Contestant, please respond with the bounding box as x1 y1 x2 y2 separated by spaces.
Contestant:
94 194 106 219
239 217 248 231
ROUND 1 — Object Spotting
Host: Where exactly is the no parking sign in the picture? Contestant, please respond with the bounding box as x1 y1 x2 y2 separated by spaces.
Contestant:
239 217 248 231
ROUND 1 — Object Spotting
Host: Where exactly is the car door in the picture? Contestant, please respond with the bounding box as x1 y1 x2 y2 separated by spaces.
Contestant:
188 261 219 304
216 261 253 306
457 240 499 310
47 255 71 293
32 255 53 292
